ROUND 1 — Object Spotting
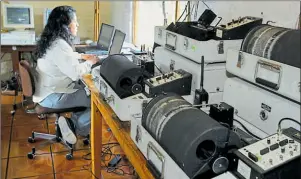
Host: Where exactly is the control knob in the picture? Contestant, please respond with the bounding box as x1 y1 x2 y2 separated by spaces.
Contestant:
281 147 285 153
269 159 273 165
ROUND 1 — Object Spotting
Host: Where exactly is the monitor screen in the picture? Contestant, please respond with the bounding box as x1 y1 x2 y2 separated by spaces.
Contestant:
98 24 114 49
6 7 31 25
109 30 126 55
44 8 52 26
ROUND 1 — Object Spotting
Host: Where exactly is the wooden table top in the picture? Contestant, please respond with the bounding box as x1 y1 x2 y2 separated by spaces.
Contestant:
82 74 154 179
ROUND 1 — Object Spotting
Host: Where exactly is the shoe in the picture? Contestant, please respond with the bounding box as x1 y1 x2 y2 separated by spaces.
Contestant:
58 116 77 144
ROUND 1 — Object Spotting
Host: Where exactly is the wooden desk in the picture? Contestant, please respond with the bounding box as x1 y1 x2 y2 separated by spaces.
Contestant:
1 45 36 72
0 44 85 73
82 74 154 179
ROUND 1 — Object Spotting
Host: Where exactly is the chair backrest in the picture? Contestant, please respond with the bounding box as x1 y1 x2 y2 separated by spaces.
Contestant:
19 60 35 97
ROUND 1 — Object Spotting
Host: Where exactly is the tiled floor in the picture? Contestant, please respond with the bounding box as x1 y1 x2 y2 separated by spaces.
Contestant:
1 104 137 179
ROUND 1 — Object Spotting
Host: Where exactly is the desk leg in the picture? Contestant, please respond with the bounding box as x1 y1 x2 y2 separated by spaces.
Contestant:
91 97 102 179
11 51 20 72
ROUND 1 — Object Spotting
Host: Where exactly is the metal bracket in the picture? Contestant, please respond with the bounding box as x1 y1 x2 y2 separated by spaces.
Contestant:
170 60 175 71
147 142 165 178
158 28 163 38
135 125 142 143
254 60 282 90
183 38 189 50
105 95 114 104
218 41 224 54
236 51 244 68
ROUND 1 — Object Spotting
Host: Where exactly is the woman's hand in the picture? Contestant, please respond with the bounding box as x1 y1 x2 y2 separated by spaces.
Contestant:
81 54 98 64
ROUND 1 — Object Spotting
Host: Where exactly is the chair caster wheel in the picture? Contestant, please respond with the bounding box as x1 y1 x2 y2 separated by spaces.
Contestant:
10 110 15 115
38 114 46 119
28 137 35 143
27 153 35 159
83 139 89 145
66 154 73 160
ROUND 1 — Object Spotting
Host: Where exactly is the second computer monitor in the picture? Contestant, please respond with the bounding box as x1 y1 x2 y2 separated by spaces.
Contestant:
109 30 126 55
97 23 115 49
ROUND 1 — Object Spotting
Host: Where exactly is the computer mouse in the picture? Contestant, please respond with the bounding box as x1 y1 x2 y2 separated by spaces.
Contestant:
85 39 93 45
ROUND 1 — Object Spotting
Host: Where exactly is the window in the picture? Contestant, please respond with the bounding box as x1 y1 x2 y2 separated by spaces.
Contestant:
134 1 177 49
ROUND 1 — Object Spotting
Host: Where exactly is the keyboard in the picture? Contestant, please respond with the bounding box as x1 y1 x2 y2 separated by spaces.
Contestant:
75 46 108 54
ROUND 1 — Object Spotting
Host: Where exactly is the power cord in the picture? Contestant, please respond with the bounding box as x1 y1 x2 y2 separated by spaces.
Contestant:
278 118 301 131
176 2 189 22
233 119 262 140
81 131 135 177
154 63 164 75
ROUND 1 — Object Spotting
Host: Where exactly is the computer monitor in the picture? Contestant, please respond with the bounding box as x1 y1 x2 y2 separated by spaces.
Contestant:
2 4 35 29
97 23 115 49
43 8 52 27
109 30 126 55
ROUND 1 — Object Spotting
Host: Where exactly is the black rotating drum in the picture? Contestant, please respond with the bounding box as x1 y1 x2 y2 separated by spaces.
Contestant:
142 93 242 178
241 24 300 68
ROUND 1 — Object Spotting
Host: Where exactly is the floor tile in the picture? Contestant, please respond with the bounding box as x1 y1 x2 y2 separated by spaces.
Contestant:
48 123 90 153
102 168 135 179
53 150 91 173
2 159 7 179
1 113 13 127
46 115 56 124
16 173 55 179
2 139 9 159
51 138 90 153
9 139 51 158
12 110 46 127
6 154 53 179
1 126 11 141
55 170 92 179
11 124 48 141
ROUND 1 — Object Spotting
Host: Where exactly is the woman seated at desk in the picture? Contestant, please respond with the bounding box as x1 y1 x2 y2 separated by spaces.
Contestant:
33 6 98 144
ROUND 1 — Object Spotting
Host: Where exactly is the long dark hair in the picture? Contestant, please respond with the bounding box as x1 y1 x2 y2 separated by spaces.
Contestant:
35 6 76 59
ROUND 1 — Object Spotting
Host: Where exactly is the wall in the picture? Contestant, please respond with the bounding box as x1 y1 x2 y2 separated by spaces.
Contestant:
1 1 95 39
109 1 133 43
190 1 300 29
135 1 176 47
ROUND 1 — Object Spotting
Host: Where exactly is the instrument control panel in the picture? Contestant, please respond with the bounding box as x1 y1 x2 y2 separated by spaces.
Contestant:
219 17 259 30
146 71 183 87
144 69 192 97
215 16 263 40
234 127 300 179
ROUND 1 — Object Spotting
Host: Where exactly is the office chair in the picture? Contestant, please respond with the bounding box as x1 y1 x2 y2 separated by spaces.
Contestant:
18 60 89 160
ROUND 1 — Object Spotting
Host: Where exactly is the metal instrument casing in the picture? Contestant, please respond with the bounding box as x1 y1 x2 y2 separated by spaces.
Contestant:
223 77 300 137
226 49 300 103
154 26 242 63
92 67 151 121
154 46 226 104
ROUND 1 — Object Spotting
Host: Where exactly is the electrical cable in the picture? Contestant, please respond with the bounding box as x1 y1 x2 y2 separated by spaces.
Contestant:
181 4 195 22
201 0 211 10
278 118 301 130
81 130 134 177
176 2 189 22
194 1 200 21
233 119 262 140
162 1 167 25
154 63 164 75
220 122 231 149
1 53 7 60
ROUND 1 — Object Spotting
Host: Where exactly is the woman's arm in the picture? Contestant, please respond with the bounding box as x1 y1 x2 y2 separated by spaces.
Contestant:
52 39 97 81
